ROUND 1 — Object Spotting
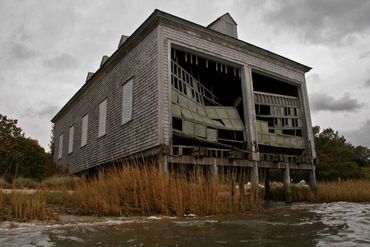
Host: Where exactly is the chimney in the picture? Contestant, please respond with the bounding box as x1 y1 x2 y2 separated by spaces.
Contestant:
207 13 238 39
100 55 109 67
86 72 94 82
118 35 129 48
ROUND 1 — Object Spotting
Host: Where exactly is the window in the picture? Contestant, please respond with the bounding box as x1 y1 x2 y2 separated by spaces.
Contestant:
122 79 133 124
68 125 74 154
57 134 63 160
81 114 88 147
98 99 107 137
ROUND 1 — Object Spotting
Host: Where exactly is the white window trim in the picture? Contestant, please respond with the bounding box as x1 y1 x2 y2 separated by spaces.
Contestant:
68 125 74 154
57 134 63 160
81 114 88 147
98 99 107 137
122 79 133 125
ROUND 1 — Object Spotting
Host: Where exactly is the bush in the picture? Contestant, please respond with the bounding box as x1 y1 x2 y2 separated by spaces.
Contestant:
0 177 11 189
12 178 39 189
40 175 81 190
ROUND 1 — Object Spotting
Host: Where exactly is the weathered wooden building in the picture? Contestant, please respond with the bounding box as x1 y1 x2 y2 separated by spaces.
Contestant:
52 10 317 191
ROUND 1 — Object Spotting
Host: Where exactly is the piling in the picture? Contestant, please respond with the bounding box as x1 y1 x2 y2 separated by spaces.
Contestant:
264 168 271 199
251 161 259 200
284 163 292 203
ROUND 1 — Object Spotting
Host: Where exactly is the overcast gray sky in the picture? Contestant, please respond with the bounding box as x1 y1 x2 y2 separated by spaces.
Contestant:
1 0 369 150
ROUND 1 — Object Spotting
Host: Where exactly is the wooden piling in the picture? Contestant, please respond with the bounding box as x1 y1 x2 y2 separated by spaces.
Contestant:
264 168 271 199
251 161 259 200
309 165 317 192
284 163 292 203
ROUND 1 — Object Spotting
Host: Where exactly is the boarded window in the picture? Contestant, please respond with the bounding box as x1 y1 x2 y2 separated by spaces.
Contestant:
98 99 107 137
58 134 63 160
122 79 133 125
68 125 74 154
81 114 88 147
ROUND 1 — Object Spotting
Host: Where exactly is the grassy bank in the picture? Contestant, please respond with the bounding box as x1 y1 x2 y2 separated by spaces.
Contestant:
270 179 370 203
0 165 262 221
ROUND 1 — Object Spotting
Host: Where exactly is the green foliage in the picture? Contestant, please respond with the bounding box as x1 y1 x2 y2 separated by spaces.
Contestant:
314 126 370 181
0 114 51 181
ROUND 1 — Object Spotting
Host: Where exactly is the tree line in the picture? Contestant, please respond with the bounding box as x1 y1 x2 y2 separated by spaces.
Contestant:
0 113 369 181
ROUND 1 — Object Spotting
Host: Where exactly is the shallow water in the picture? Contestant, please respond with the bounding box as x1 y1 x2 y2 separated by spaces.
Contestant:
0 202 369 247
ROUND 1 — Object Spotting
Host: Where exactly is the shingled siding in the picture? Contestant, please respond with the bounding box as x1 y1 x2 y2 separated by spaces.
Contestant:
159 25 314 154
53 27 160 173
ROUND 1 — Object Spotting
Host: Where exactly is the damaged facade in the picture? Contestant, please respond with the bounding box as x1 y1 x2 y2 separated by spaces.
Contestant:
52 10 317 191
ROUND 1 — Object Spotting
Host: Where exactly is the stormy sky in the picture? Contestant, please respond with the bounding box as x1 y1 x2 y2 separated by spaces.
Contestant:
0 0 369 150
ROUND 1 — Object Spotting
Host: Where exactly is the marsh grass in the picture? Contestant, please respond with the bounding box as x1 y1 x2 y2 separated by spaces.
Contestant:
40 175 81 190
74 165 261 217
0 164 262 221
9 193 49 221
270 179 370 203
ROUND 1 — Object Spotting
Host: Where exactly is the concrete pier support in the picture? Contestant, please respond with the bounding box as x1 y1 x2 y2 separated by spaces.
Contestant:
251 161 259 199
284 163 292 203
264 168 271 199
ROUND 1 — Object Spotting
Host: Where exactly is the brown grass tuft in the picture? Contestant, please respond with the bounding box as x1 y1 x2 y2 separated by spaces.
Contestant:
9 193 48 221
270 179 370 203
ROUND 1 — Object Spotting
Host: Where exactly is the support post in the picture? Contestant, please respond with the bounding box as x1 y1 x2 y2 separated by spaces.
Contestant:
251 161 259 200
210 158 218 180
309 164 317 192
162 154 169 175
284 162 292 203
264 168 271 199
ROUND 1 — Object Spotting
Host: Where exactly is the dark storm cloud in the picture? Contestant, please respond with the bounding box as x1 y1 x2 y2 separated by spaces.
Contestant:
364 79 370 87
9 42 38 59
310 93 364 112
344 120 370 147
43 53 79 70
359 51 370 59
261 0 370 44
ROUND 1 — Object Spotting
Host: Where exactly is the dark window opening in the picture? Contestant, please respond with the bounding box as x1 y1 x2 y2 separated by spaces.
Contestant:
172 117 182 131
218 129 244 141
252 72 298 97
282 129 295 136
255 104 271 115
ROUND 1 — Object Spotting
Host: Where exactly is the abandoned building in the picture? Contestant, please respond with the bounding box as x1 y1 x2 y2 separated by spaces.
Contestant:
51 10 317 198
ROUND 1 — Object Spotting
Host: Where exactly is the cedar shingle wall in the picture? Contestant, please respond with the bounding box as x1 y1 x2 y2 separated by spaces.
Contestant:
53 27 160 173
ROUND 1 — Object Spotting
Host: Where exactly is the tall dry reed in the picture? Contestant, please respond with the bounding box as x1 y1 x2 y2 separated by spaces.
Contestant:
9 193 48 220
74 164 261 217
270 179 370 203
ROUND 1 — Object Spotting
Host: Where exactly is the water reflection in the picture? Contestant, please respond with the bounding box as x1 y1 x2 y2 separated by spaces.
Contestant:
0 202 369 247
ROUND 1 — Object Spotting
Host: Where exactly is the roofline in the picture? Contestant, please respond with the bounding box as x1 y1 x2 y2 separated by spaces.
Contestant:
155 10 311 72
52 9 311 123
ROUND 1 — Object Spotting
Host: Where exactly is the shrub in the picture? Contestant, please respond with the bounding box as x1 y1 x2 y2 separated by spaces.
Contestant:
40 175 81 190
12 178 39 189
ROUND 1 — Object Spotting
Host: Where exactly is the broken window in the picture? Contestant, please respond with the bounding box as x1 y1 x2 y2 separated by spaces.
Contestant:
170 47 246 155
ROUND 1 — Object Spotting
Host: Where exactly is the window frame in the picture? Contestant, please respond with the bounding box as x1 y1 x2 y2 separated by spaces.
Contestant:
121 78 133 125
81 113 89 147
98 98 107 138
68 125 74 154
